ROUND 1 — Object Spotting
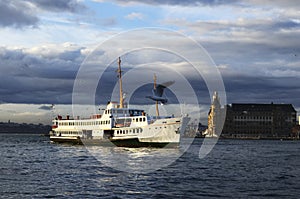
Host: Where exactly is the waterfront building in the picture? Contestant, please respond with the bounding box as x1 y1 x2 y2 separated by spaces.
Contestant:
205 91 297 139
221 103 297 139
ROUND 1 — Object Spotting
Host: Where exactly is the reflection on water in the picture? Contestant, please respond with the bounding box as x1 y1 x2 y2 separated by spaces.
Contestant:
87 145 182 173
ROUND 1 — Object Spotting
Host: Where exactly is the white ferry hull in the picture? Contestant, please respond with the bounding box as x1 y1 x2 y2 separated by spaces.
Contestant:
50 116 190 148
50 136 178 147
50 136 82 144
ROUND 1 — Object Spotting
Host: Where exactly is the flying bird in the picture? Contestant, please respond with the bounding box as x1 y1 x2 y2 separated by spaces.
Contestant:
146 81 174 105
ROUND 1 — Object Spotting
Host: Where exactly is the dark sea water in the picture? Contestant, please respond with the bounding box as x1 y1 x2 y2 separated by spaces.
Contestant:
1 134 300 198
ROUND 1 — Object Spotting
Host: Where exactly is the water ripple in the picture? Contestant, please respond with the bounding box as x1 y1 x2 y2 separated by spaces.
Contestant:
0 134 300 198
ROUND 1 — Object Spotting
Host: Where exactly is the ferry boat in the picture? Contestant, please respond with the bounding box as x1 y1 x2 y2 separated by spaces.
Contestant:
49 58 190 147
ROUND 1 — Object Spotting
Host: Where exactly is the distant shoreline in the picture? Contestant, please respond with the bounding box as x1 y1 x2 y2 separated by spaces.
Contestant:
0 122 51 134
0 132 49 135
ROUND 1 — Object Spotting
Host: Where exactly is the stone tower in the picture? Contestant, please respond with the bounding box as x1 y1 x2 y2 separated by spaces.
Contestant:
206 91 223 137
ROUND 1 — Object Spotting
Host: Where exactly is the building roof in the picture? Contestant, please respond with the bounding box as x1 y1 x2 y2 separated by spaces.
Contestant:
229 103 296 113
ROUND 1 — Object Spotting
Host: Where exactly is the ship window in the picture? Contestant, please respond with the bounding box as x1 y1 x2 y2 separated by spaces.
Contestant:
143 117 145 122
139 118 142 122
117 110 123 114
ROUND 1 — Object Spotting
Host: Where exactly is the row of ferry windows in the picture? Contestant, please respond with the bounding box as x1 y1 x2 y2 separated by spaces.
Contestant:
59 120 110 126
105 109 144 115
132 117 146 122
234 116 272 120
56 131 82 135
116 128 143 135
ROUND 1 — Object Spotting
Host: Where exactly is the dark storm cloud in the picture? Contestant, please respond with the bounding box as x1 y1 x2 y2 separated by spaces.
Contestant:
0 0 38 28
27 0 86 13
0 46 85 104
222 74 300 108
193 17 300 108
38 105 53 110
192 16 300 68
210 42 300 107
0 0 85 28
271 20 300 30
0 41 299 108
248 0 300 9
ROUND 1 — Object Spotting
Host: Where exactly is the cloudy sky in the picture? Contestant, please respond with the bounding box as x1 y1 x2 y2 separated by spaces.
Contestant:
0 0 299 124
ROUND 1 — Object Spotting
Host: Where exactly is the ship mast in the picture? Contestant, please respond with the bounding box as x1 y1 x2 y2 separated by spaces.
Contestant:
154 74 159 117
117 57 124 108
